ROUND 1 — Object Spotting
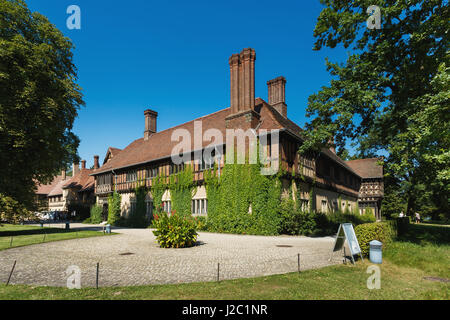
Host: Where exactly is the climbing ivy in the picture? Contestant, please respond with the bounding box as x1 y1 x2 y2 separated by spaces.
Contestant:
151 173 167 213
169 164 195 216
128 179 148 227
107 190 121 225
204 150 282 235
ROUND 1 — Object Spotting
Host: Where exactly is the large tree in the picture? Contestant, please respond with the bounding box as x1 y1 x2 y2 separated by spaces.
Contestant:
0 0 83 209
300 0 449 217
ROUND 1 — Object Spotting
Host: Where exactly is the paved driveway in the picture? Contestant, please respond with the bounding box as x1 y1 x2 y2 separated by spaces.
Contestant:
0 223 343 287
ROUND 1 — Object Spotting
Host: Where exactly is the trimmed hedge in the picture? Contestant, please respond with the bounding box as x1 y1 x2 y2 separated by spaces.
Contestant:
355 221 397 256
313 211 376 236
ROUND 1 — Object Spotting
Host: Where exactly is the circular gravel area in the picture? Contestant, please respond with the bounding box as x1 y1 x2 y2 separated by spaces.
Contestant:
0 223 343 287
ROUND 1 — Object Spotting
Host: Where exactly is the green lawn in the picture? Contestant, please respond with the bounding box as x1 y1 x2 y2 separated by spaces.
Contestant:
0 223 448 300
0 224 114 251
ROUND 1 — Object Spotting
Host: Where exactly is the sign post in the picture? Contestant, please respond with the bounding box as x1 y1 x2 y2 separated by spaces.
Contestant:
329 223 364 264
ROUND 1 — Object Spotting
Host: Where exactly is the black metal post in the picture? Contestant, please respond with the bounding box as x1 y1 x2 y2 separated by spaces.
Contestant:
96 262 99 289
217 263 220 282
9 236 13 248
343 247 347 264
6 260 16 286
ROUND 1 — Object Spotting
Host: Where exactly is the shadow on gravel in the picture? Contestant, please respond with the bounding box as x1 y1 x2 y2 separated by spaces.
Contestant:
0 226 104 237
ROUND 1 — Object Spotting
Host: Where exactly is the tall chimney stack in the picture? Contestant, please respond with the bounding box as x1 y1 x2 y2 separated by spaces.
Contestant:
61 169 66 180
72 162 80 176
267 76 287 117
94 155 99 169
226 48 259 129
81 160 86 170
144 109 158 141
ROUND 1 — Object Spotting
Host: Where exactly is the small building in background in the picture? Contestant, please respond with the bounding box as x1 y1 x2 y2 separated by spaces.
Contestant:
346 158 384 220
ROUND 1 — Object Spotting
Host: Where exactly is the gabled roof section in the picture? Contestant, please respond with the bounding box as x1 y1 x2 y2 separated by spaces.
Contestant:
346 158 384 178
63 168 95 192
103 147 122 165
35 175 64 195
47 178 67 197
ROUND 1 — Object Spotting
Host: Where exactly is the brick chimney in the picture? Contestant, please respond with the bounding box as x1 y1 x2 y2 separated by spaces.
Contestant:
226 48 260 129
93 155 99 169
267 76 287 117
61 169 66 180
81 160 86 170
144 109 158 141
72 162 80 176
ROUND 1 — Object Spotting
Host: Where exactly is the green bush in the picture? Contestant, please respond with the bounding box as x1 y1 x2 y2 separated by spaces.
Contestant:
0 193 36 223
280 198 316 236
313 211 376 236
193 216 209 231
89 205 103 224
152 210 198 248
355 221 398 256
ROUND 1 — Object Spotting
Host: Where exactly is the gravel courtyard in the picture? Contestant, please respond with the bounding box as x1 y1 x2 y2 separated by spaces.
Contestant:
0 224 343 288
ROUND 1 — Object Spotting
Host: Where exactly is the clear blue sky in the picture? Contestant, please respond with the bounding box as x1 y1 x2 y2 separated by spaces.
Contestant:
27 0 352 168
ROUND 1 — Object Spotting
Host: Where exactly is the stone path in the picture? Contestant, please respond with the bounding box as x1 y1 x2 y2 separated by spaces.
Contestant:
0 223 343 288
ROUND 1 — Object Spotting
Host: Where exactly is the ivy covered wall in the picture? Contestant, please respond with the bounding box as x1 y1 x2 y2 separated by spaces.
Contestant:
204 163 282 235
150 165 195 217
169 164 195 216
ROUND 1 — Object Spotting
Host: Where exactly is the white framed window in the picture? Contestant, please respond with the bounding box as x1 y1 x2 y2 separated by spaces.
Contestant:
162 201 171 213
192 198 207 215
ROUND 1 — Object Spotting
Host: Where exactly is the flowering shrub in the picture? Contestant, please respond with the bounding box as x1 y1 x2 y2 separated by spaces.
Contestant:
193 216 209 231
152 209 198 248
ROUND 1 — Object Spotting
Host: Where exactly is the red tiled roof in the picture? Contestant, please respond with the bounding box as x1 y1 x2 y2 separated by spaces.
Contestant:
35 175 64 195
92 98 357 176
47 178 67 197
63 168 95 192
92 107 231 175
103 147 122 165
346 158 384 178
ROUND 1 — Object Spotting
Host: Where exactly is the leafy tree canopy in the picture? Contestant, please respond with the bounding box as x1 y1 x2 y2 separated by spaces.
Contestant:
0 0 83 209
301 0 449 216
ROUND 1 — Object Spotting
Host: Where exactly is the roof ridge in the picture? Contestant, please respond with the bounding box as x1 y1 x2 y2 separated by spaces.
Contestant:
145 106 230 139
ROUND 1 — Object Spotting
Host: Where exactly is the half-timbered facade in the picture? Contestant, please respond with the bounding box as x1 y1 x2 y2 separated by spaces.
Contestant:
346 158 384 220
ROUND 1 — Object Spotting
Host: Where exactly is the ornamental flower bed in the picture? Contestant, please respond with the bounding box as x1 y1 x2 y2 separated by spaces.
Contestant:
152 209 198 248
